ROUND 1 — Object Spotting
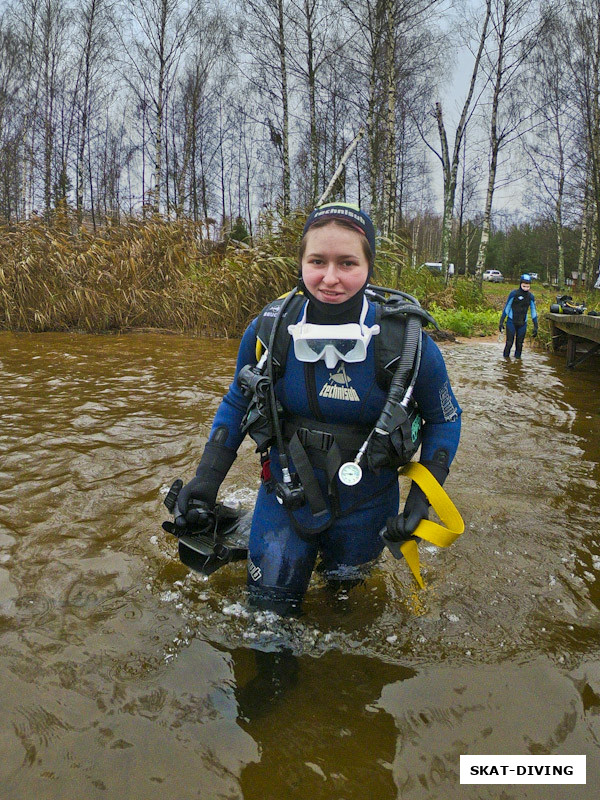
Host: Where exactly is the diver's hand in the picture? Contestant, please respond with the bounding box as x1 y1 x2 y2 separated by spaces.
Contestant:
161 477 212 535
532 324 538 338
175 477 216 529
175 437 237 525
385 482 429 542
499 322 504 333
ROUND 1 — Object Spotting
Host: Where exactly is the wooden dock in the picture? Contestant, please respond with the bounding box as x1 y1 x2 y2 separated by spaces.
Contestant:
546 312 600 368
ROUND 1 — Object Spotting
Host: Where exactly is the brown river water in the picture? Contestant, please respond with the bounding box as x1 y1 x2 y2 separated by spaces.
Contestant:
1 330 599 800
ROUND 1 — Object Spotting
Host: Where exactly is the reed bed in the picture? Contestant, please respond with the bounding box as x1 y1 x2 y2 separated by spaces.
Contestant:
0 216 299 336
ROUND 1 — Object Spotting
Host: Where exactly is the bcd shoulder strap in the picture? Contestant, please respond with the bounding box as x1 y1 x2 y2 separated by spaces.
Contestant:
254 292 306 369
374 301 437 389
374 304 407 390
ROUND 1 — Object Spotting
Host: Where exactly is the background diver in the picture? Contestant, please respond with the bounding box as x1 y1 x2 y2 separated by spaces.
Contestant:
499 273 538 359
164 203 462 615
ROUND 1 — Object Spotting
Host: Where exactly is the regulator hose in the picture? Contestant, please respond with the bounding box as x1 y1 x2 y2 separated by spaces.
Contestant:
267 287 300 475
374 312 422 434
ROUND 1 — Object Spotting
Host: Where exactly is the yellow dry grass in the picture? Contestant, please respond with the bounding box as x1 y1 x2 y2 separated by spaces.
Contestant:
0 216 298 336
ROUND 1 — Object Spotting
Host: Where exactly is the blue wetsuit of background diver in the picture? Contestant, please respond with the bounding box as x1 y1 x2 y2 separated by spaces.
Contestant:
203 297 461 611
500 289 538 358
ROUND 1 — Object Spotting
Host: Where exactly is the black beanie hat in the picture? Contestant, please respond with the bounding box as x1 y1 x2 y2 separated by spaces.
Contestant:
302 203 376 264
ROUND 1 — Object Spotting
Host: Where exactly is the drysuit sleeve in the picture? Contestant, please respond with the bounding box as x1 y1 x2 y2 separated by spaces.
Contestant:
412 333 461 466
530 295 538 322
206 319 259 451
500 290 515 326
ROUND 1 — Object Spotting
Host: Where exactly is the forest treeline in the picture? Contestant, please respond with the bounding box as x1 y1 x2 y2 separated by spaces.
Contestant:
1 0 600 288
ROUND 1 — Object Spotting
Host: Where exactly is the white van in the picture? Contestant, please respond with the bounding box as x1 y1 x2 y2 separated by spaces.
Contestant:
424 262 455 275
483 270 503 282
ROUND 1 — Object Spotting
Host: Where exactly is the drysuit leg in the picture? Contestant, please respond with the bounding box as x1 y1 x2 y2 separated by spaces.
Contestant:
246 483 319 615
246 467 399 613
317 481 398 581
514 322 527 358
503 319 516 357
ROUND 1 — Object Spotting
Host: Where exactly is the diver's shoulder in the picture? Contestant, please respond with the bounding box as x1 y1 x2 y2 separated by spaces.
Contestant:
258 292 303 319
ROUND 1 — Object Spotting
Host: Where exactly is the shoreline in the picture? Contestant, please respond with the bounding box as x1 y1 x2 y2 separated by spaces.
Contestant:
0 327 503 343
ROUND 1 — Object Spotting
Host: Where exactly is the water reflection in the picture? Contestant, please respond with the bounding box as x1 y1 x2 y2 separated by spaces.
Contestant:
234 647 300 721
231 646 415 800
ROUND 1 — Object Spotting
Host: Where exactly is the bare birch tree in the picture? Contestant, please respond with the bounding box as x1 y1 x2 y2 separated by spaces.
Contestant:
287 0 349 205
562 0 600 282
474 0 544 280
10 0 43 217
343 0 446 235
171 11 230 219
115 0 200 213
241 0 293 216
71 0 112 223
523 7 579 287
0 13 24 220
426 0 491 283
32 0 70 219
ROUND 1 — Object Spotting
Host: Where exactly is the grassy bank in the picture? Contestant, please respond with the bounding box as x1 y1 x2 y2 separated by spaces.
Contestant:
2 216 595 338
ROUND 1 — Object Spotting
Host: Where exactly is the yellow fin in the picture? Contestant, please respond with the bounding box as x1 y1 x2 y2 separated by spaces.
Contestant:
396 462 465 589
400 539 425 589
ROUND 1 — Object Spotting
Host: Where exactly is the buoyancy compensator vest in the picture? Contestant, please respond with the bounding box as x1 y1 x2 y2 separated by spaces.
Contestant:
236 285 438 535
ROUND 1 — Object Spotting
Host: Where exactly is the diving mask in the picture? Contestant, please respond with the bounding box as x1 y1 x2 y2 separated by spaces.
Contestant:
288 298 380 369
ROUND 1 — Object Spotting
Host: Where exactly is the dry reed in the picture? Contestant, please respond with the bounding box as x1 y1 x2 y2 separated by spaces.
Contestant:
0 216 299 336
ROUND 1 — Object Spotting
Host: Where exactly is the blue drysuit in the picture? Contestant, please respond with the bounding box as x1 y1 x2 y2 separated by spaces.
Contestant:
209 298 461 609
500 289 538 358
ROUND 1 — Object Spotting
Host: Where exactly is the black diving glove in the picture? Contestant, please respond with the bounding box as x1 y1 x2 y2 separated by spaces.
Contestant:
499 321 504 333
532 322 538 338
383 450 450 545
175 429 237 531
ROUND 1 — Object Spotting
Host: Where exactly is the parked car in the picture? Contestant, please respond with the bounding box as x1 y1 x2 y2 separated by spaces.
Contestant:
483 269 504 282
529 272 538 280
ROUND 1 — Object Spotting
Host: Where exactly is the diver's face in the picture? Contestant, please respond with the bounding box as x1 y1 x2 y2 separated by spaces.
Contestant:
520 281 531 292
301 223 369 304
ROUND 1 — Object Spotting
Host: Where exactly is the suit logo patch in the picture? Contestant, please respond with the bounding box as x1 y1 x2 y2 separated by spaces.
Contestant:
319 363 360 401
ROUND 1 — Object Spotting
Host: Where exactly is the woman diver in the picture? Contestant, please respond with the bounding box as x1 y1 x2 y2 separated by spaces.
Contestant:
168 204 462 614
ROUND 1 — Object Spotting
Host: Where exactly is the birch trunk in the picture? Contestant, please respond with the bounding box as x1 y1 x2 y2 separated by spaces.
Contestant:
577 173 592 285
152 1 168 214
42 6 55 220
475 0 509 280
303 0 319 204
77 0 100 224
556 195 565 287
368 63 378 218
555 108 566 287
474 162 496 280
277 0 291 215
591 7 600 267
382 0 396 237
19 1 41 219
437 0 491 283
